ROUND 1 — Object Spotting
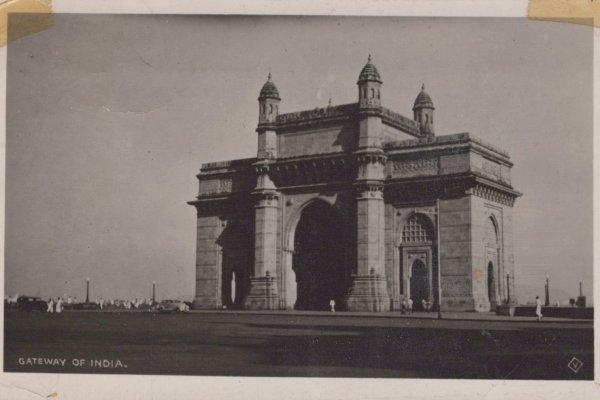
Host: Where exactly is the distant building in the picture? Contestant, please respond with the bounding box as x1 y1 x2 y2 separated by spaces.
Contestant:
189 56 520 312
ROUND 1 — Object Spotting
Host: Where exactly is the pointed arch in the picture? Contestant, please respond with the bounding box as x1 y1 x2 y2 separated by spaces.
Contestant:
285 197 338 252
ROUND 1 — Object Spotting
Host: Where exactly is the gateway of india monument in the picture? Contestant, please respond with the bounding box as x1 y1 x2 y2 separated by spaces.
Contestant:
189 56 521 312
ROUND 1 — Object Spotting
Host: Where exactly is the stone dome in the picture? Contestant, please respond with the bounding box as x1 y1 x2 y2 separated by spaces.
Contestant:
413 84 435 110
259 73 280 100
357 55 382 84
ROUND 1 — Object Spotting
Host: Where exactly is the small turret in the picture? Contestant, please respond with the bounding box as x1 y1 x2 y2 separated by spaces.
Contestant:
258 73 280 125
257 73 280 159
357 54 382 110
413 84 435 136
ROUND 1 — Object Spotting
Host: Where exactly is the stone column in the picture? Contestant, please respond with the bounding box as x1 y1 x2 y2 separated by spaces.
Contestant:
243 161 280 310
346 152 390 311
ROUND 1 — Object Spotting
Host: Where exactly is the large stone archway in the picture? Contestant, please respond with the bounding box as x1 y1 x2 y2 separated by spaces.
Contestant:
291 201 350 311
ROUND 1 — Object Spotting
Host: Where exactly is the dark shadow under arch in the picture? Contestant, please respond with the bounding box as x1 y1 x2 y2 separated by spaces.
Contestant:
293 201 349 310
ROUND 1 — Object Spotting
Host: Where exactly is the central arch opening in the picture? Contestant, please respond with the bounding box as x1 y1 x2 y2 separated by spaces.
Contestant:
293 201 348 311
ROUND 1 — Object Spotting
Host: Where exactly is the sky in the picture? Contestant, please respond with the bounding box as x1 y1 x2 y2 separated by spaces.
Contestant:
4 14 593 303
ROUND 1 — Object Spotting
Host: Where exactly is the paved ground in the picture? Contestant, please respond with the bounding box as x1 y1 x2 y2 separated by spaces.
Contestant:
3 310 593 379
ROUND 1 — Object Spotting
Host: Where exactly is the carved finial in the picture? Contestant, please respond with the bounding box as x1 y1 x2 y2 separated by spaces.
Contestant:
421 83 425 91
268 72 272 81
328 97 332 107
367 53 372 63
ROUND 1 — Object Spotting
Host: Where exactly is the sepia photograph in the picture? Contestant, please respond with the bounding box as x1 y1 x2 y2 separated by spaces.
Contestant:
2 9 595 392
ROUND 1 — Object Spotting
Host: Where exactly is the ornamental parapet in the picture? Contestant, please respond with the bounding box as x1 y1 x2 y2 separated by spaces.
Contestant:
275 103 424 140
380 107 423 137
276 103 358 127
199 157 256 176
384 132 510 162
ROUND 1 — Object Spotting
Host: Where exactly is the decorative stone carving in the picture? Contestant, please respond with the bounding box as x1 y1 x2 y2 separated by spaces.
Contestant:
391 158 439 178
355 152 387 166
471 183 517 207
219 179 232 193
355 183 384 198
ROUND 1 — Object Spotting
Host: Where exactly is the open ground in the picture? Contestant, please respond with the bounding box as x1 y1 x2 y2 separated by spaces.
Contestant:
4 310 593 379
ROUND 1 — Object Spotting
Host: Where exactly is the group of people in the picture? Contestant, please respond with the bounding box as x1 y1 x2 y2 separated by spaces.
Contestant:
46 297 65 313
400 297 435 314
43 296 156 312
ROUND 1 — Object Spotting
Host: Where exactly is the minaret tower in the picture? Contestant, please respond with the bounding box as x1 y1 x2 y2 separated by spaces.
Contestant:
244 73 281 310
257 73 280 159
347 55 390 312
356 54 383 149
413 84 435 136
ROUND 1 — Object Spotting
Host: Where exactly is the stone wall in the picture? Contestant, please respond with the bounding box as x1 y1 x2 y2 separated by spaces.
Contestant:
470 194 515 311
193 215 222 309
278 121 357 158
439 196 475 311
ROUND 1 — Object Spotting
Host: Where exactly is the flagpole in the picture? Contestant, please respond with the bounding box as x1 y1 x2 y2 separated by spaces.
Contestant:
436 198 442 320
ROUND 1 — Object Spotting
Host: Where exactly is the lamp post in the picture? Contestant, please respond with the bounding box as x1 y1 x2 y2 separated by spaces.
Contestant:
545 275 550 307
506 273 511 303
152 281 156 305
436 198 442 319
85 277 90 303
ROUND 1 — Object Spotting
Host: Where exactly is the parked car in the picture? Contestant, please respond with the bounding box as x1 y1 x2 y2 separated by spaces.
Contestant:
155 299 189 313
17 296 47 312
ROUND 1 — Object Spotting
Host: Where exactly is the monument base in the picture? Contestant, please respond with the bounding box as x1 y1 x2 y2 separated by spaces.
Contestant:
346 273 390 312
243 273 280 310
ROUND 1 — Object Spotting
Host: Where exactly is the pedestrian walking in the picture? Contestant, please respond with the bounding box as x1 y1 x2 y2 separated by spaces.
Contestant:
401 298 407 314
47 298 54 313
329 299 336 312
407 298 413 314
55 297 63 313
535 295 543 321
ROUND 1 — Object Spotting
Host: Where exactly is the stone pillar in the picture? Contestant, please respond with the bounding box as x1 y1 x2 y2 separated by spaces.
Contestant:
192 214 223 309
243 162 280 310
346 152 390 311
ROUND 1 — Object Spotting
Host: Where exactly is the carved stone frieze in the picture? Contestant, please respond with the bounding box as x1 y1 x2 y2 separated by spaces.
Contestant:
469 183 516 207
355 182 384 199
391 157 439 178
355 152 387 166
270 155 355 187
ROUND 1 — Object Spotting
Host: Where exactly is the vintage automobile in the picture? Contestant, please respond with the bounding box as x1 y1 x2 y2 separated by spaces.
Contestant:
16 296 48 312
155 299 189 313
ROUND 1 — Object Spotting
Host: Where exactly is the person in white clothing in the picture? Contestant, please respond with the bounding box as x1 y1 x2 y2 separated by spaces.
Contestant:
329 299 336 312
535 295 543 321
55 297 63 313
47 298 54 313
